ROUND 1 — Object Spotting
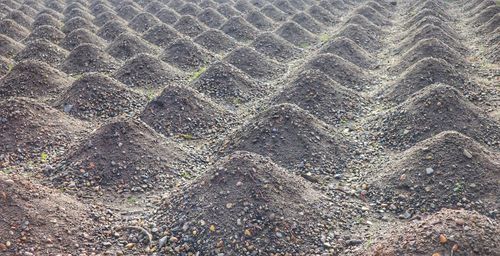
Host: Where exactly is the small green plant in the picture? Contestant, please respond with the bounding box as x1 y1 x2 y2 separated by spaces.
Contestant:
453 182 464 193
190 66 207 81
179 133 194 140
320 34 330 43
146 90 156 101
180 171 193 179
40 152 49 163
1 167 14 174
7 63 14 72
299 42 310 49
127 196 137 204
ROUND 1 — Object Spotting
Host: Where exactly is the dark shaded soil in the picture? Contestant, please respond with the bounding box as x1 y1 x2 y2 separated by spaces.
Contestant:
261 4 287 22
396 24 467 54
251 32 302 61
14 39 68 67
194 29 238 54
62 16 97 34
245 10 275 31
373 84 500 150
304 53 373 91
0 34 24 58
62 43 119 74
129 12 161 33
32 13 63 28
0 60 71 99
106 32 159 61
353 5 391 27
369 131 499 217
336 24 382 52
25 25 65 44
53 73 147 120
60 28 106 51
113 53 183 89
153 151 355 255
225 47 286 80
291 12 324 34
0 56 12 77
221 16 258 42
155 7 180 24
143 23 181 48
97 20 130 42
363 209 500 256
307 5 337 26
197 8 227 28
384 57 470 103
160 38 213 72
320 36 378 69
276 21 317 47
50 119 189 189
191 61 264 107
272 69 367 126
0 97 90 165
140 85 234 138
221 103 353 174
173 15 206 38
0 173 98 254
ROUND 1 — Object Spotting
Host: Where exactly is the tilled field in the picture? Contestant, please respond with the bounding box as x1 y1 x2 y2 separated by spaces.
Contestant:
0 0 499 255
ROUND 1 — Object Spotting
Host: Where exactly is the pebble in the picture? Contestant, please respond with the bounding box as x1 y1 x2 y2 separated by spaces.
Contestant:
4 179 14 185
463 149 473 159
425 167 434 175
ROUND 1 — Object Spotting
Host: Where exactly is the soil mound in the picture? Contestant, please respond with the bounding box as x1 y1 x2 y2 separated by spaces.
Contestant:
97 20 130 42
117 4 141 21
62 16 97 34
272 69 367 126
52 119 188 189
54 73 147 120
161 38 213 72
477 13 500 35
405 9 451 29
393 38 467 75
221 103 352 173
32 13 63 28
277 21 317 47
472 5 500 27
307 5 337 26
129 12 161 33
217 4 241 18
60 28 106 50
14 39 68 66
197 8 227 28
303 53 372 91
4 9 33 28
245 10 275 31
178 2 201 16
0 173 96 254
156 7 180 24
173 15 206 37
251 32 302 61
106 32 159 61
363 209 500 255
336 24 381 52
365 1 390 17
144 1 166 13
291 12 323 34
0 56 12 77
0 34 23 58
143 23 181 48
61 43 120 74
94 11 123 27
0 19 29 41
25 25 65 44
114 53 182 89
191 61 263 107
234 0 256 14
153 151 349 254
320 36 378 69
194 29 238 54
140 85 234 138
345 14 384 36
352 5 391 26
0 60 70 99
384 57 468 103
225 47 285 80
221 16 259 42
274 0 297 15
374 84 500 149
0 98 89 163
397 24 466 54
369 131 499 217
261 4 287 22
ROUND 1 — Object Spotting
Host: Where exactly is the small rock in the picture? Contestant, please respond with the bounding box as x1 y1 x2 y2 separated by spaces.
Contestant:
425 167 434 175
346 239 363 246
463 149 473 159
4 179 14 186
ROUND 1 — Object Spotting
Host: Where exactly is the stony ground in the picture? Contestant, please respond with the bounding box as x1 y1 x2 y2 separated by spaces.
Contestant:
0 0 499 255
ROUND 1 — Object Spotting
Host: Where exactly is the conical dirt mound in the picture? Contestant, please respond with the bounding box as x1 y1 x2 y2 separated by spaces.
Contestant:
0 60 71 99
160 38 213 72
0 173 98 254
320 36 378 69
374 84 500 149
152 151 349 254
51 119 188 189
54 73 147 120
106 32 159 61
222 103 352 174
362 209 500 256
191 61 264 108
0 34 23 58
369 131 499 217
251 32 302 61
14 39 68 66
225 47 286 80
60 28 106 50
113 53 183 89
0 97 89 164
140 85 234 138
272 69 367 126
62 43 120 74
